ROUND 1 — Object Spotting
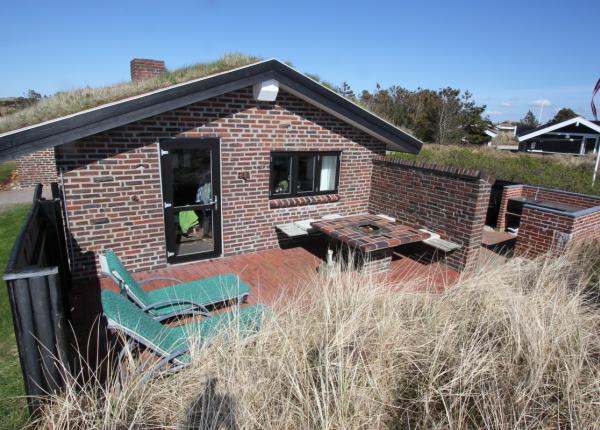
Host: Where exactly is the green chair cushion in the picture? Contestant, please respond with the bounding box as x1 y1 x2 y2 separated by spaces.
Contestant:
104 250 149 304
101 290 186 356
101 290 269 365
175 304 270 340
103 251 251 316
146 274 251 316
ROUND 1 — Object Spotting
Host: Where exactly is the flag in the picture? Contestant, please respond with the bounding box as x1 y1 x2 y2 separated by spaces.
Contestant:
592 78 600 120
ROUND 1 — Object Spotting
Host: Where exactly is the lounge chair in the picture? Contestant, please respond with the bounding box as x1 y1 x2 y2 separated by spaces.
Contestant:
101 289 269 375
99 250 250 321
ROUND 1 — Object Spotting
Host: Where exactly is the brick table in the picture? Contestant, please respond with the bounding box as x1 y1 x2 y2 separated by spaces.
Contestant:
311 214 429 274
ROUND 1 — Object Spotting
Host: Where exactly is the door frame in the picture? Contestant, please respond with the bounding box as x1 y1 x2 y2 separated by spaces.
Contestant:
159 137 222 264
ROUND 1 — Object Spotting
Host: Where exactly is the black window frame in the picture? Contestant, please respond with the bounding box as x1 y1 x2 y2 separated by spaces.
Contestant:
269 151 341 199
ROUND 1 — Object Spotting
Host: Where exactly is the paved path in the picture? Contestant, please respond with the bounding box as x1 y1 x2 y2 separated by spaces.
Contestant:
0 187 53 208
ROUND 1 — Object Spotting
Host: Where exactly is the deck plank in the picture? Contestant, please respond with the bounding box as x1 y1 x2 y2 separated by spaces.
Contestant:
98 245 458 308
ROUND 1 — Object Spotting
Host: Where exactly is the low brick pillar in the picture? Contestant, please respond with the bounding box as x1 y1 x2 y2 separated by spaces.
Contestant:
496 185 523 230
358 249 393 275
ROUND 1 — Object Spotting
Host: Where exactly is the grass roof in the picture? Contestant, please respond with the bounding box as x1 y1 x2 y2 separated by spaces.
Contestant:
0 53 263 135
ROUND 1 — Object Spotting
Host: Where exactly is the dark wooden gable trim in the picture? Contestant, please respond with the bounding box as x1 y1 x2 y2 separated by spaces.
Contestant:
0 60 421 160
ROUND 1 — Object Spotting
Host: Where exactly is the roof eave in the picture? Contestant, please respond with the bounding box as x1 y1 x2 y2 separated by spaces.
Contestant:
0 59 422 160
518 116 600 142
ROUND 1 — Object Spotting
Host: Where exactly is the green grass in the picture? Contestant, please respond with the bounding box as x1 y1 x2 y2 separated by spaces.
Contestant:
394 144 600 195
0 204 33 429
0 162 16 185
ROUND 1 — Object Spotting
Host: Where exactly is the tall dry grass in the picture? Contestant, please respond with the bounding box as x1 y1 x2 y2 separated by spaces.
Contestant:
35 246 600 429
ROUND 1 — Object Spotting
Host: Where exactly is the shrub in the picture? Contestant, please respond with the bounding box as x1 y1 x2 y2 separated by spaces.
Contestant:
36 249 600 429
394 144 600 195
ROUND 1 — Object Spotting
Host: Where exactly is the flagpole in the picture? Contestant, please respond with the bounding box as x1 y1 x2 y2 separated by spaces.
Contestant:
593 144 600 186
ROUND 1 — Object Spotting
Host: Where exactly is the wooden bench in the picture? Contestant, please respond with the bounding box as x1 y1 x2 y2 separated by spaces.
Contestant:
419 229 462 252
276 214 343 238
376 215 462 253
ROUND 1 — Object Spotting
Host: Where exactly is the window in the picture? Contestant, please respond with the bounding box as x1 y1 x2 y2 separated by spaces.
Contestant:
269 151 340 198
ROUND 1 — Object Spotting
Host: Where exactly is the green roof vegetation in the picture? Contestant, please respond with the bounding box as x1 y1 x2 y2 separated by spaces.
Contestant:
0 53 263 135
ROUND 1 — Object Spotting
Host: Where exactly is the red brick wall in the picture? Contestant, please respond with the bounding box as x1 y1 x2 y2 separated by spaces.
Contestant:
16 148 58 187
495 183 600 258
130 59 166 81
521 187 600 208
496 185 523 230
514 203 600 258
571 210 600 244
368 157 492 271
514 207 575 257
56 87 385 279
496 184 600 230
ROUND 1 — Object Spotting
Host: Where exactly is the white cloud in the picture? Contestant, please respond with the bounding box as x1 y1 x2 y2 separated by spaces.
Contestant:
487 110 503 116
531 99 552 108
500 102 512 107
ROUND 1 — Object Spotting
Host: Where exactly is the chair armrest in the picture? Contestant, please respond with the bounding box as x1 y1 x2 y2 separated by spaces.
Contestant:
141 299 210 316
145 347 191 379
165 347 190 362
138 276 184 286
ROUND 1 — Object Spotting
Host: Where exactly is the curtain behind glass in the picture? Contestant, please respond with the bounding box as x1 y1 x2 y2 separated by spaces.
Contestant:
319 156 337 191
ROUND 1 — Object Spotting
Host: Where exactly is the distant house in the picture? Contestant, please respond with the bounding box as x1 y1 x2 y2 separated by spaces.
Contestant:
485 122 519 150
486 116 600 155
517 116 600 155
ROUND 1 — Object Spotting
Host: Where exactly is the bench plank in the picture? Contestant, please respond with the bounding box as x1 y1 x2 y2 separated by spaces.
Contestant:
423 237 462 252
276 223 308 237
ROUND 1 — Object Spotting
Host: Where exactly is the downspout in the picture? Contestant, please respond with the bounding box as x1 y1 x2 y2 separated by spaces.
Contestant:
59 167 75 269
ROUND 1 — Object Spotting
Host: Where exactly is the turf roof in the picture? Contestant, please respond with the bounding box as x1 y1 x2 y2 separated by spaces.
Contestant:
0 53 263 134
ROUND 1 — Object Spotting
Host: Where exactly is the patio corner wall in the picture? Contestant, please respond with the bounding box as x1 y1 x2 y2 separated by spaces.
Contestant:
514 201 600 258
368 156 492 271
496 184 600 231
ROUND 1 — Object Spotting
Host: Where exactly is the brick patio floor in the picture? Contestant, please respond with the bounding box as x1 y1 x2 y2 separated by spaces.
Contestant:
68 241 459 375
97 242 459 308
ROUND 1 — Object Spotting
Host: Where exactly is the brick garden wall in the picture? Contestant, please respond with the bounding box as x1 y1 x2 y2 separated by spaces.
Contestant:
514 205 600 257
496 184 600 230
368 157 492 271
56 87 385 279
514 207 575 257
16 148 58 187
497 184 600 258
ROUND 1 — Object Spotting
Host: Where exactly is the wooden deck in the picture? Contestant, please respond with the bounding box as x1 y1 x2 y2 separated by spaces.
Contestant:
98 243 459 308
69 242 458 373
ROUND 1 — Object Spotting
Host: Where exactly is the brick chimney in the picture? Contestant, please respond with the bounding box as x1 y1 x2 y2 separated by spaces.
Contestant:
130 58 166 81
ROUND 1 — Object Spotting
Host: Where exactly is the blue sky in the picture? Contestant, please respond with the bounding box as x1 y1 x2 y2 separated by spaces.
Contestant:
2 0 599 123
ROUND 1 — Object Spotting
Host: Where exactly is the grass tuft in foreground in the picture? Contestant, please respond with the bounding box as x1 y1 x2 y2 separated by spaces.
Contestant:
35 244 600 429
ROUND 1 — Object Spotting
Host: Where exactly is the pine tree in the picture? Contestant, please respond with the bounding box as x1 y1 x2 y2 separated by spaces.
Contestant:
551 108 578 123
337 82 356 100
518 110 540 129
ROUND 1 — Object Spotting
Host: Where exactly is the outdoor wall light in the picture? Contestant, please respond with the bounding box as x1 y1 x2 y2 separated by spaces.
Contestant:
253 79 279 101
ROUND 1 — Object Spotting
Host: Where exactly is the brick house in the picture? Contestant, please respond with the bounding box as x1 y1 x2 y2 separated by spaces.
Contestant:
0 60 417 277
0 59 492 279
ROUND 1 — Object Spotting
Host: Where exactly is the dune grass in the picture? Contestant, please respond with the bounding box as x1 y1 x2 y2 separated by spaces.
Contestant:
0 53 262 135
0 204 33 429
35 244 600 429
394 144 600 195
